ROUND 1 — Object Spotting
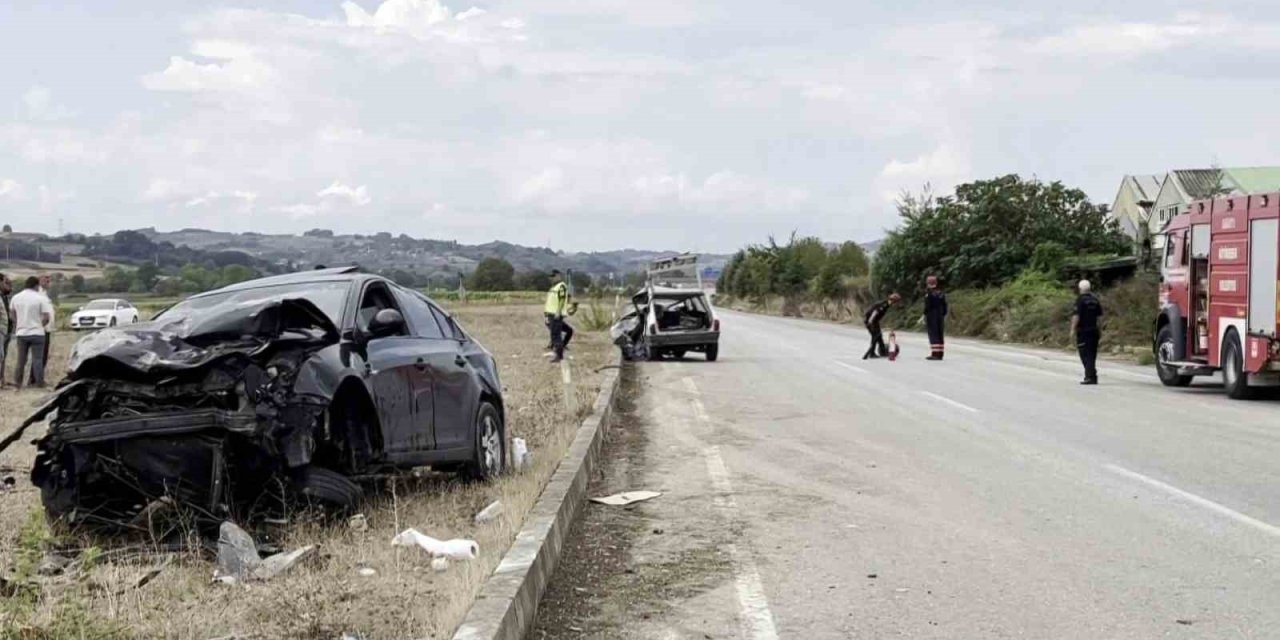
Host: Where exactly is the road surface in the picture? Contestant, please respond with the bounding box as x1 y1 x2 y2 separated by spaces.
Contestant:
533 309 1280 639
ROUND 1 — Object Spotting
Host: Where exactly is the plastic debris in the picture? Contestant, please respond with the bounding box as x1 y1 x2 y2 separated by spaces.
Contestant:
474 501 503 524
357 567 377 577
390 528 478 560
214 521 316 582
511 438 532 471
431 557 450 572
590 491 662 507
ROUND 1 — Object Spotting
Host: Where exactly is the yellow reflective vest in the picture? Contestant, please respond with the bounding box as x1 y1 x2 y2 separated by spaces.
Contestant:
545 282 569 315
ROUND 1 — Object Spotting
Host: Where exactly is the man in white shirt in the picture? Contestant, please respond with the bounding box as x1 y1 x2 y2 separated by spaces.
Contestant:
10 276 54 388
32 274 54 384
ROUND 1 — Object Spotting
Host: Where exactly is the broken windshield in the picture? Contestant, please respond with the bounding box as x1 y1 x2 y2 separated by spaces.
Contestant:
156 281 350 328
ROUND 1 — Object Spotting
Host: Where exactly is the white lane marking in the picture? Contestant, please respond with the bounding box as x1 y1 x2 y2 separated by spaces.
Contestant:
835 361 869 374
920 390 979 413
1105 464 1280 539
685 377 779 640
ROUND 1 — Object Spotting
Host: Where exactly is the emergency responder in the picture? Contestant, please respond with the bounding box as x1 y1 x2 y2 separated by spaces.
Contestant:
862 293 901 360
1072 279 1103 385
544 270 575 363
923 275 947 361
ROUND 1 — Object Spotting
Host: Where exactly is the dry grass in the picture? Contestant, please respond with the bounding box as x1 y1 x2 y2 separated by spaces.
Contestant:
0 304 613 639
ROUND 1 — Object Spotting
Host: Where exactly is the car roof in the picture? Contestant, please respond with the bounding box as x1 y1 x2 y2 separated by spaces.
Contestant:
189 266 373 299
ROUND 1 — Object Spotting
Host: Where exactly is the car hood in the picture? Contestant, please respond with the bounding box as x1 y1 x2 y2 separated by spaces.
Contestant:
67 297 339 378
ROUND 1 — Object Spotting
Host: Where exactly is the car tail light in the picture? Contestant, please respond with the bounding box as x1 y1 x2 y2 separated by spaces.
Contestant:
713 319 720 332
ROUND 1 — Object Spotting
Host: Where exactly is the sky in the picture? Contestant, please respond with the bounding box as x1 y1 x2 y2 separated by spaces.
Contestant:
3 0 1280 252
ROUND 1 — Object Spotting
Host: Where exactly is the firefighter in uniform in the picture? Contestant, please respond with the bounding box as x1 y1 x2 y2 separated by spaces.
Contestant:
1072 279 1103 385
544 270 575 363
862 293 901 360
923 275 947 361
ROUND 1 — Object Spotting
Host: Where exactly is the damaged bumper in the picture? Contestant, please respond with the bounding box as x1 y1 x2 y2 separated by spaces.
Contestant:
46 410 257 445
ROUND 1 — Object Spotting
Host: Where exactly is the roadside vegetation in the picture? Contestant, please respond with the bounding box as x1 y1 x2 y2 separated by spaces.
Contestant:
0 304 613 639
717 174 1155 358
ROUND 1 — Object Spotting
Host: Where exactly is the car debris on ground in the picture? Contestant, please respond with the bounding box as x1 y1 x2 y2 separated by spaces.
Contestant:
214 521 315 583
590 491 662 507
474 500 503 524
390 528 478 560
512 438 532 471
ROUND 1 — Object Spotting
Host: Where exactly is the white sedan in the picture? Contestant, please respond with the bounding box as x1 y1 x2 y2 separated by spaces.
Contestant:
70 299 140 330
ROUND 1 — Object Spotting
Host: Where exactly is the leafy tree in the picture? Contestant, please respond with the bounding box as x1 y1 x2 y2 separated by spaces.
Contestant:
135 262 159 291
154 277 183 297
874 175 1128 296
469 258 516 291
516 271 552 292
827 242 869 278
216 264 257 288
69 274 86 292
569 270 593 293
103 266 133 292
180 263 211 292
1 224 10 233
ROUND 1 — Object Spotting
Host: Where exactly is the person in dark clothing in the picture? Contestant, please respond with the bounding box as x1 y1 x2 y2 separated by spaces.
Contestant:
1072 279 1104 385
923 275 948 360
863 293 901 359
0 273 10 387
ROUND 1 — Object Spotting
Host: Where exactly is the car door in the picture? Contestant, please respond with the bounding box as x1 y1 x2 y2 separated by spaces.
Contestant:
428 302 480 451
390 286 455 452
353 281 424 454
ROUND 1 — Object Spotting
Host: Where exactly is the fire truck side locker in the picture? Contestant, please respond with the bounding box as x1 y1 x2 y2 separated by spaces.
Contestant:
1247 193 1280 379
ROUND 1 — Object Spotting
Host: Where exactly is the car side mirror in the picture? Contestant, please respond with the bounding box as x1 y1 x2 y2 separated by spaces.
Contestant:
368 308 406 339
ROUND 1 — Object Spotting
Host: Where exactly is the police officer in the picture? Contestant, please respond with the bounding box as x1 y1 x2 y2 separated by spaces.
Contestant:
923 275 947 361
862 293 900 360
1072 279 1104 385
544 270 575 363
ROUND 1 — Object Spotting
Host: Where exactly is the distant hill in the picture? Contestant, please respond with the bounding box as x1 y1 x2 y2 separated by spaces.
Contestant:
860 238 884 258
132 228 727 278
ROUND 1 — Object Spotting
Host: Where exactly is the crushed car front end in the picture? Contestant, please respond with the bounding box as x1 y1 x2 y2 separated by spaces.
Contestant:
27 297 342 531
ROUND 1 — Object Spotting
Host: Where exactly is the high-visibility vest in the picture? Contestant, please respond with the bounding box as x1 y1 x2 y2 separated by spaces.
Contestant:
545 282 568 315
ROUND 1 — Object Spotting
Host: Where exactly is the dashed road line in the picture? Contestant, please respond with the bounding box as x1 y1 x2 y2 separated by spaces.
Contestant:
1105 464 1280 539
920 390 979 413
835 361 869 374
685 377 780 640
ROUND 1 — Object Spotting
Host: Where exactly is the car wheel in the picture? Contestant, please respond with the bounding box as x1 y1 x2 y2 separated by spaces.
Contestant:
292 465 363 514
706 344 719 362
1222 331 1255 400
1155 325 1192 387
109 317 117 327
465 402 505 481
671 349 687 360
132 316 138 324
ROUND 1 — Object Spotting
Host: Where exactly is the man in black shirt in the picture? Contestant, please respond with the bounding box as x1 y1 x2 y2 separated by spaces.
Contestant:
924 275 948 361
1072 279 1104 385
863 293 900 360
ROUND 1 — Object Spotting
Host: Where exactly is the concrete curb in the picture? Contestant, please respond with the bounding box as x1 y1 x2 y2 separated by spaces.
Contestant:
452 358 625 640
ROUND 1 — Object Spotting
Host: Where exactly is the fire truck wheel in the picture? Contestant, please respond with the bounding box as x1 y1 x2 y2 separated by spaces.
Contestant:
1155 325 1192 387
1222 331 1256 400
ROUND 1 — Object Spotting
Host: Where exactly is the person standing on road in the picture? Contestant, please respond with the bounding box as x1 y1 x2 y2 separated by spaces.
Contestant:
0 273 10 388
1072 279 1104 385
544 270 575 363
862 293 900 360
10 276 53 389
923 275 948 361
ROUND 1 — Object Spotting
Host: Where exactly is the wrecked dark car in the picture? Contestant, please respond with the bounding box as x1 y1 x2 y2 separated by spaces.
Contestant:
611 285 720 361
18 267 506 531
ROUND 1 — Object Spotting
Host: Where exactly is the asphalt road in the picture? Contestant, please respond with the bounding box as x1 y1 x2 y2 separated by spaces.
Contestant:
534 309 1280 639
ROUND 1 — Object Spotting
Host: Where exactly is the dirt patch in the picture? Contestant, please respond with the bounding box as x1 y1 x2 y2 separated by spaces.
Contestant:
530 373 734 640
0 304 612 639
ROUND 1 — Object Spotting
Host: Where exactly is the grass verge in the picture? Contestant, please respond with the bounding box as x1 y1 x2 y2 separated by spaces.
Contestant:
0 304 611 639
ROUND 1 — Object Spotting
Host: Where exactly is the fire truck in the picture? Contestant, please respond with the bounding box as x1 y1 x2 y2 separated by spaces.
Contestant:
1154 192 1280 398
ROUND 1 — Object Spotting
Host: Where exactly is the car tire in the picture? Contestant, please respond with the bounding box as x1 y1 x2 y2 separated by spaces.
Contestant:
132 316 138 324
292 465 363 514
706 344 719 362
1222 331 1255 400
464 402 505 481
109 317 117 327
671 349 687 360
1155 325 1192 387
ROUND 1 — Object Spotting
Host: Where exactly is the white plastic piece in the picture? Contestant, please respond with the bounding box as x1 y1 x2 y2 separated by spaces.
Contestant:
511 438 532 471
390 528 478 560
474 501 503 524
590 491 662 507
431 557 450 572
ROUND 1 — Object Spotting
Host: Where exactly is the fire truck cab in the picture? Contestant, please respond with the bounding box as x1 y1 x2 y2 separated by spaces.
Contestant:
1154 192 1280 398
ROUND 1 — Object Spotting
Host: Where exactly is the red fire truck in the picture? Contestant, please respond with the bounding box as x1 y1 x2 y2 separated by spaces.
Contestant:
1154 192 1280 398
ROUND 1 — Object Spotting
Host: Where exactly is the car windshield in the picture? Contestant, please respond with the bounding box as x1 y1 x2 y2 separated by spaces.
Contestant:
85 301 116 310
155 281 350 326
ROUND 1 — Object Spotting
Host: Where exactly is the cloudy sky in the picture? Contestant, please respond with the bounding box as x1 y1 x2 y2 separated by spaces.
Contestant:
2 0 1279 252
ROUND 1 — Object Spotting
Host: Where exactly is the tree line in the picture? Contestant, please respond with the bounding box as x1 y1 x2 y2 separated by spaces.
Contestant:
718 236 871 317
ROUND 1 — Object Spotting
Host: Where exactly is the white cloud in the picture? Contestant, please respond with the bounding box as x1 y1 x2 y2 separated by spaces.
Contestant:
38 186 76 213
0 179 26 200
142 179 183 201
342 0 453 31
1030 13 1237 57
22 87 74 121
317 181 372 206
185 191 258 209
141 53 275 92
455 7 486 21
278 203 322 219
875 145 972 204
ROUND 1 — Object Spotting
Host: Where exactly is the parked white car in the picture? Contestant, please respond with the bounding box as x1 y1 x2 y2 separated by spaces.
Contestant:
70 299 140 330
